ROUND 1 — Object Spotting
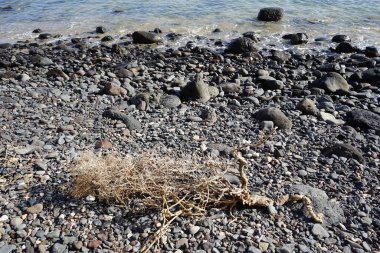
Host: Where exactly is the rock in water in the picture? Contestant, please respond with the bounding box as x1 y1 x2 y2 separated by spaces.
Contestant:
287 184 346 225
254 107 292 130
226 37 257 54
132 31 162 44
96 26 106 34
311 72 350 93
283 33 308 45
346 109 380 133
331 35 351 43
257 7 284 21
322 143 364 162
180 73 210 103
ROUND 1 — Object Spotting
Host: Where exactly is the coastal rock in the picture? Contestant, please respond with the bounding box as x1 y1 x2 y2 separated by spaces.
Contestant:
95 139 113 149
362 68 380 84
160 95 182 108
287 184 346 225
332 35 351 43
46 68 69 80
296 98 318 115
243 32 260 42
346 109 380 133
335 42 357 53
260 79 284 90
322 143 364 162
254 107 292 130
220 82 240 94
26 203 44 214
103 109 142 130
208 86 219 98
132 31 162 44
104 82 128 96
320 112 345 125
226 37 257 54
96 26 106 34
364 46 379 57
311 72 350 93
38 33 52 40
30 55 53 66
0 43 12 49
180 73 210 103
257 7 284 21
312 224 330 238
283 33 308 45
101 35 114 42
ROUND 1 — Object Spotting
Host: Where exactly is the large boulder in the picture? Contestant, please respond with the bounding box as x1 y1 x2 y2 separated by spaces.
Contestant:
346 109 380 133
254 107 292 130
257 7 284 21
180 73 210 103
132 31 162 44
322 143 364 163
226 37 257 54
311 72 350 93
286 185 346 226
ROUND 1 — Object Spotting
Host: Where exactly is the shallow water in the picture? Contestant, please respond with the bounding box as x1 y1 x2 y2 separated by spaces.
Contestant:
1 0 379 48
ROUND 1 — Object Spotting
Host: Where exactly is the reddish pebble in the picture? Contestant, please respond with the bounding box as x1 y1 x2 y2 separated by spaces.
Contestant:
95 139 112 149
87 240 102 249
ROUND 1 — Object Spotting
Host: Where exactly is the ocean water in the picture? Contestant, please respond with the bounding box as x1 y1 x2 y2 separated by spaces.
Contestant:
1 0 379 48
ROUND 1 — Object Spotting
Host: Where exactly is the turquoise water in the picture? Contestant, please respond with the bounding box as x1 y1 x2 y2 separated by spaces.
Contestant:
1 0 379 47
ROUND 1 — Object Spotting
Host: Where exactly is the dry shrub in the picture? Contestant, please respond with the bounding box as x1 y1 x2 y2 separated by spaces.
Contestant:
70 151 323 252
70 151 246 217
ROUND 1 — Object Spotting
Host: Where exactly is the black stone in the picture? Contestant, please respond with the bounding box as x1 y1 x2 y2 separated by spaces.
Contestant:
257 7 284 21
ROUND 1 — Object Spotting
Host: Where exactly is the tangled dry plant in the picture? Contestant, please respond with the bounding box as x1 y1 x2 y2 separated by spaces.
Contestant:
70 145 323 252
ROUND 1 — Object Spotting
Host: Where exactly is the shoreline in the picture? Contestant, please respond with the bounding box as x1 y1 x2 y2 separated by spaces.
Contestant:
0 28 379 252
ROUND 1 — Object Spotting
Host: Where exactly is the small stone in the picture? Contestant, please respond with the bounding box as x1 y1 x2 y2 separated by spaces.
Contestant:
254 107 292 130
10 217 23 226
176 238 189 249
52 243 67 253
26 203 43 214
259 242 269 251
87 240 102 249
74 241 83 250
296 98 318 115
0 245 17 253
95 139 113 149
160 95 181 108
104 82 128 96
298 170 308 177
0 215 9 222
259 121 274 130
189 225 200 235
312 224 330 238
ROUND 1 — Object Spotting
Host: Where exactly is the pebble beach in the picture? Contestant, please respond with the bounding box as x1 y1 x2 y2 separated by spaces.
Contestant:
1 3 380 253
